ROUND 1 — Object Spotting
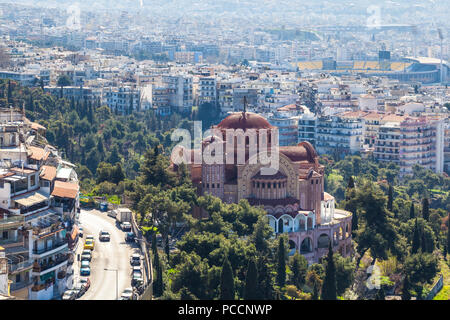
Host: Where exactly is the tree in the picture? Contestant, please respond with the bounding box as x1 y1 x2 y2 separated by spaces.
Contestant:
153 250 164 297
257 256 274 300
404 252 439 285
387 184 393 212
57 75 72 98
351 209 358 235
290 252 308 289
276 237 286 288
401 276 411 300
347 176 355 189
243 258 258 300
411 218 421 254
409 202 415 219
375 286 385 300
354 180 399 266
219 256 235 300
422 198 429 221
321 244 337 300
312 282 319 300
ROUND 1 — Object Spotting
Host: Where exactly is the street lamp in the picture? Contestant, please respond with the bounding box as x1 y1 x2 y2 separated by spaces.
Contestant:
104 268 118 300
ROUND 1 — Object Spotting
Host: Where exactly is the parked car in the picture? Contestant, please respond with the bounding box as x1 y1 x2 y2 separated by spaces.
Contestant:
84 239 94 250
121 222 132 232
80 260 91 276
86 235 94 241
120 287 134 300
130 253 141 266
81 249 92 260
125 232 135 242
107 210 117 219
132 267 143 287
81 253 91 262
99 230 110 242
62 289 78 300
78 278 91 294
78 227 84 238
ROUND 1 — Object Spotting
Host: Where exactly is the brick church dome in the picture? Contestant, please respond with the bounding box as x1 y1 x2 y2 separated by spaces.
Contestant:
216 112 273 130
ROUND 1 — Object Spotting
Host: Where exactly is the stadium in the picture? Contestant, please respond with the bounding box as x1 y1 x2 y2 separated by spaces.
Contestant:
295 55 450 84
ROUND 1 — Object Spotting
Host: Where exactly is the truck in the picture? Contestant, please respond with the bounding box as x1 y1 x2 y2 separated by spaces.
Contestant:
115 208 133 224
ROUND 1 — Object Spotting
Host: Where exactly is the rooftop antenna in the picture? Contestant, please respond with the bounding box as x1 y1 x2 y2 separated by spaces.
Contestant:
242 96 247 119
438 28 444 84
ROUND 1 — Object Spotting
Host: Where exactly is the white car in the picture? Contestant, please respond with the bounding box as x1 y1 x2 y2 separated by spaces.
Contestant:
120 287 134 300
121 222 132 231
99 230 110 242
108 210 117 218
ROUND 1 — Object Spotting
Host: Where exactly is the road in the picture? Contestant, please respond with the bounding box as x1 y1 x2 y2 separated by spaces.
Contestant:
74 209 138 300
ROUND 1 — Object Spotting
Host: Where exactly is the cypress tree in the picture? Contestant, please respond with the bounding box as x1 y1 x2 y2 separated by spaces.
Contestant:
257 256 274 300
422 198 429 221
165 234 170 262
375 286 385 300
153 250 164 297
421 231 427 253
409 202 415 219
351 210 358 235
312 281 319 300
387 184 393 212
448 214 450 258
411 218 420 254
220 256 235 300
321 243 337 300
244 258 258 300
276 237 286 288
347 176 355 189
443 245 447 260
401 276 411 300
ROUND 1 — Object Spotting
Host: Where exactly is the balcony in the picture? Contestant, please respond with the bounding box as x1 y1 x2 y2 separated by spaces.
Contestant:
33 239 68 256
10 280 32 292
0 215 24 230
8 259 33 273
32 254 69 274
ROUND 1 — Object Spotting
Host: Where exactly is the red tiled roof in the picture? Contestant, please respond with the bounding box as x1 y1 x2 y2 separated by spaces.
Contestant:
28 146 50 161
40 165 57 181
51 181 78 199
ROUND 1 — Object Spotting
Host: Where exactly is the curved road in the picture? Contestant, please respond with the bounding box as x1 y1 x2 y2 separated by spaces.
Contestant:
76 209 138 300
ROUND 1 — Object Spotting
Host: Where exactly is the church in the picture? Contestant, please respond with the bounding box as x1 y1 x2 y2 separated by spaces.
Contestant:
171 111 353 263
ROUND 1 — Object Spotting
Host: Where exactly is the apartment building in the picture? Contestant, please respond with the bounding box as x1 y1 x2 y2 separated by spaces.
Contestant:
103 87 141 115
267 112 299 147
198 77 217 106
298 112 317 147
315 115 364 156
0 108 79 300
374 116 445 176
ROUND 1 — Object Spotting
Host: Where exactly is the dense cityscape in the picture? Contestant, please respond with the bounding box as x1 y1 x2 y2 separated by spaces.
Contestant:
0 0 449 306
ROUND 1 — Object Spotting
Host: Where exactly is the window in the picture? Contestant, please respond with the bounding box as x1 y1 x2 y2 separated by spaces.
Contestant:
268 183 271 189
2 231 7 239
30 174 36 187
262 183 265 189
211 184 215 189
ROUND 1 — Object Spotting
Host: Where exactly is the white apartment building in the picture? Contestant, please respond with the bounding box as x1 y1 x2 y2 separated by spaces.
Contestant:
103 87 141 115
315 115 364 156
198 77 217 106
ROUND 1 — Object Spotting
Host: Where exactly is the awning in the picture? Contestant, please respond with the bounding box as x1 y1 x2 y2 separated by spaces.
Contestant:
70 226 78 241
14 191 48 207
52 181 78 199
